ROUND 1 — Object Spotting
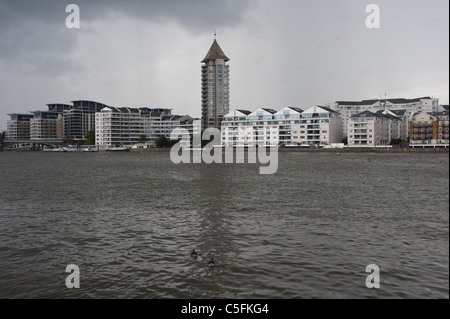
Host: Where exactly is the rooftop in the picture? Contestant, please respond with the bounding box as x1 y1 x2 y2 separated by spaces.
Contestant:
287 107 304 113
202 40 230 63
389 109 407 116
351 110 385 119
336 97 432 106
236 109 252 115
261 108 277 114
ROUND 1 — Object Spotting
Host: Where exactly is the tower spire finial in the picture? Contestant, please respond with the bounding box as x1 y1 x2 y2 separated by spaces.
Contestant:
214 29 216 40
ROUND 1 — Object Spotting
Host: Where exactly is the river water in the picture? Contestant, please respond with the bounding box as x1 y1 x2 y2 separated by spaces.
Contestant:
0 151 448 299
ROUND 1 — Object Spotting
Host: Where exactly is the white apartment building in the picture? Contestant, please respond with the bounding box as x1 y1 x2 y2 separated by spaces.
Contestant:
221 106 342 147
348 111 402 147
330 97 439 138
95 107 195 147
300 106 343 146
95 107 142 146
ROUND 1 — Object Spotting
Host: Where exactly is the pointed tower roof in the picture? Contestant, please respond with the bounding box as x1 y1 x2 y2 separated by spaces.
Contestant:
202 39 230 63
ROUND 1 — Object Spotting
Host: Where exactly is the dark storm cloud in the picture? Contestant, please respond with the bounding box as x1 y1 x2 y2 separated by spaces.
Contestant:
0 0 254 31
0 0 253 76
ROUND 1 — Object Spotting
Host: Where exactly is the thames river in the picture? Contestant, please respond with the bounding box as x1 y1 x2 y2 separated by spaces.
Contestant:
0 151 448 298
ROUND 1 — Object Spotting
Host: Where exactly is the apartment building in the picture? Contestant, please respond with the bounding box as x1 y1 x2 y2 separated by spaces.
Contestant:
201 39 230 129
95 107 195 147
348 111 402 147
221 106 342 147
6 100 108 141
63 101 108 140
6 113 34 140
29 111 64 140
331 97 439 138
409 111 449 146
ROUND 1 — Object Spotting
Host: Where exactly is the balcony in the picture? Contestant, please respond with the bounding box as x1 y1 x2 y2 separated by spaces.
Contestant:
413 123 433 128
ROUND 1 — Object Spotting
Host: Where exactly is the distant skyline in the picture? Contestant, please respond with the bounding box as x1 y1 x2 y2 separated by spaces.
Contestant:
0 0 449 131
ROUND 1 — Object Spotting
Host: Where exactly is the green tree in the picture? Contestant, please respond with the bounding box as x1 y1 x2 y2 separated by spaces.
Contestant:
189 130 215 148
390 138 403 145
138 134 148 143
85 129 95 145
155 135 169 148
203 131 216 147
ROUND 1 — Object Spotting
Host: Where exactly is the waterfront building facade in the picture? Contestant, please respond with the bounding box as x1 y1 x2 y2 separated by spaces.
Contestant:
331 97 439 138
6 113 34 140
387 109 409 142
409 111 449 147
95 107 195 147
6 100 108 141
221 106 342 147
95 107 143 146
348 111 402 147
141 108 183 144
300 106 342 146
201 39 230 130
63 101 108 140
29 111 63 140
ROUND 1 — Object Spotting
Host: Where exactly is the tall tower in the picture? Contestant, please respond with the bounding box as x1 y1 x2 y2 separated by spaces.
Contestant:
201 39 230 129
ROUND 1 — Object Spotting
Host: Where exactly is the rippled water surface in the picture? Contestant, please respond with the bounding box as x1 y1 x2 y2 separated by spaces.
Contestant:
0 151 448 299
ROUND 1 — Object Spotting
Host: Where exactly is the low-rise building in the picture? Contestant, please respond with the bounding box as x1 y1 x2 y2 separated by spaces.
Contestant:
331 97 439 138
95 107 195 147
388 109 409 142
6 100 108 141
300 106 342 146
29 111 63 140
6 113 34 140
348 110 402 147
63 101 108 140
221 106 342 147
409 111 449 147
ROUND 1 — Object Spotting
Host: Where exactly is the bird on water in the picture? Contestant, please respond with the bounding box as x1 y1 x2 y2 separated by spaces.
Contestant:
208 257 215 267
191 249 198 258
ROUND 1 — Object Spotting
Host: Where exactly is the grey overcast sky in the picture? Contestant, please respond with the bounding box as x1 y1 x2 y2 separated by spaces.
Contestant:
0 0 448 131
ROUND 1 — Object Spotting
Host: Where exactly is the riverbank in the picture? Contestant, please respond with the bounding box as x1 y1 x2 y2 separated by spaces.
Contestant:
3 146 448 153
128 147 449 153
